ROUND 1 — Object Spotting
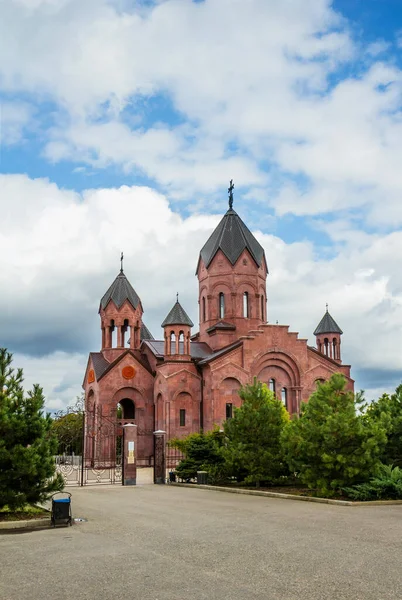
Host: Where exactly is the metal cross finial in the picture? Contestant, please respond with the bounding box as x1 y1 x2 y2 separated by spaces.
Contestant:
120 251 124 273
176 292 179 303
228 179 234 210
326 303 328 312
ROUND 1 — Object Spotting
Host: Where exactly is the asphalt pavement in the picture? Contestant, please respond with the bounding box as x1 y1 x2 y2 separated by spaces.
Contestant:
1 484 401 600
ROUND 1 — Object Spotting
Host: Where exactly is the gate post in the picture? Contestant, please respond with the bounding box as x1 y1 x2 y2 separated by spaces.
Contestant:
123 424 137 485
153 430 166 484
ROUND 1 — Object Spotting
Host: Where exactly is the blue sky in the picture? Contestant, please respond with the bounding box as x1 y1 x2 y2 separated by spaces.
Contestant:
1 0 402 408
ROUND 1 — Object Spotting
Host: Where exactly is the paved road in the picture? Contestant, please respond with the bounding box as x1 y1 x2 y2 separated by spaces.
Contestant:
1 485 401 600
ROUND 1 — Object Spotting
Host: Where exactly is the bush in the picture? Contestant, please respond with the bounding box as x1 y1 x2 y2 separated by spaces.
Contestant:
169 429 226 483
223 379 290 486
281 374 387 497
343 464 402 500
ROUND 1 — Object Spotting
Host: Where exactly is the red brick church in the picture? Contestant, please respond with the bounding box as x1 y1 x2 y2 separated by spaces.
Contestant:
83 184 353 465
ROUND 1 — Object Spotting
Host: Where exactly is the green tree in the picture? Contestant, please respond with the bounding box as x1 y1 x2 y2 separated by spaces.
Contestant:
365 386 402 467
281 374 387 497
222 379 290 486
51 395 84 455
0 348 64 510
169 429 226 482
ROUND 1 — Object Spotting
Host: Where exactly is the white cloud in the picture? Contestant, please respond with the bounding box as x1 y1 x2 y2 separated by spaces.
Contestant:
0 101 32 145
2 174 402 409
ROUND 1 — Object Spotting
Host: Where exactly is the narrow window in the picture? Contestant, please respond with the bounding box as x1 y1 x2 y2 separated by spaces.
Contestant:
202 297 206 322
333 338 337 359
179 409 186 427
226 403 233 420
219 293 225 319
281 388 287 408
179 331 184 355
269 379 276 394
324 338 329 356
243 292 249 318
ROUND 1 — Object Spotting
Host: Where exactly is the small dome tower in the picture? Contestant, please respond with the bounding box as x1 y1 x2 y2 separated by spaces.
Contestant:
162 296 193 359
314 305 343 363
99 254 143 359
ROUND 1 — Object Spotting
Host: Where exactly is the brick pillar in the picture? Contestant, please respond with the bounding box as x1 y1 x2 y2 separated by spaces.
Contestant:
123 424 137 485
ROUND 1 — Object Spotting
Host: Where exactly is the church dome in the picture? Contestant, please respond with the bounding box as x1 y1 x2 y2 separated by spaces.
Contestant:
314 308 343 335
100 270 141 311
161 299 194 327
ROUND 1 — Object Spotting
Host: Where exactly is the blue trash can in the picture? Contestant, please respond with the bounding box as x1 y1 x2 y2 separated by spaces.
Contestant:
51 492 72 527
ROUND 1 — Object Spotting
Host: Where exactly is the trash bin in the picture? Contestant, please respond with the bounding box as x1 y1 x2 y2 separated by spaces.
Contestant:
169 471 176 483
197 471 208 485
51 492 72 527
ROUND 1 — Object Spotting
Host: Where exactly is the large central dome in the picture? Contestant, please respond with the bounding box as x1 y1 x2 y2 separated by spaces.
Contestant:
198 207 266 269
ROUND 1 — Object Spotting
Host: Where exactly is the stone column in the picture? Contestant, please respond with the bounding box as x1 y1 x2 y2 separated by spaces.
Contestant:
153 430 166 484
123 424 137 485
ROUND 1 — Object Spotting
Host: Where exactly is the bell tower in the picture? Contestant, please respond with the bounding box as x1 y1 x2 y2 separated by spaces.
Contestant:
162 296 193 360
196 181 268 349
99 253 144 361
314 305 343 363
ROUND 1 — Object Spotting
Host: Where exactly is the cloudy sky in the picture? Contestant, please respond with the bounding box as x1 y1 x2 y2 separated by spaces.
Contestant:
1 0 402 410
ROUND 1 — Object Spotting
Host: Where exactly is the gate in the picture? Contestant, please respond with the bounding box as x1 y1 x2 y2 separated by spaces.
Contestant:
55 405 122 487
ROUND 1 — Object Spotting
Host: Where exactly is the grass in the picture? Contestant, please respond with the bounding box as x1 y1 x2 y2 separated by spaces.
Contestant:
0 505 49 522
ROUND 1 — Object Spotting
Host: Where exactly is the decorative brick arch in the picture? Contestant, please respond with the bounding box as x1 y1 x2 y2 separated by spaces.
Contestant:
251 350 302 388
112 387 146 409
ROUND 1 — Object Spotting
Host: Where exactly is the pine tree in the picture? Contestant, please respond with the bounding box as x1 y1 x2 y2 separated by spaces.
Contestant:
281 373 387 496
365 385 402 467
0 348 64 510
223 379 290 486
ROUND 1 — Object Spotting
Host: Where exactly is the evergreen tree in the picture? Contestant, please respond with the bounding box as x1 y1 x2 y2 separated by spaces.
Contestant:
0 348 64 510
169 429 225 482
365 385 402 467
223 379 290 486
281 373 387 496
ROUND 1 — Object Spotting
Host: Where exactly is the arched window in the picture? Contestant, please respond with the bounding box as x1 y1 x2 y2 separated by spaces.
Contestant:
243 292 249 318
122 318 129 347
202 297 206 322
281 388 287 408
219 293 225 319
170 331 176 354
261 295 264 321
110 319 117 347
324 338 329 356
269 379 276 394
179 331 184 354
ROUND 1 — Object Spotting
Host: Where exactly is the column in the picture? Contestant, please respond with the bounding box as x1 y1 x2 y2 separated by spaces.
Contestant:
123 424 137 485
153 430 166 484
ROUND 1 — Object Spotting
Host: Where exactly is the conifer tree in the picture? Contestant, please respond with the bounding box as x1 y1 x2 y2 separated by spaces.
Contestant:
223 379 290 486
365 385 402 467
281 373 387 496
0 348 64 510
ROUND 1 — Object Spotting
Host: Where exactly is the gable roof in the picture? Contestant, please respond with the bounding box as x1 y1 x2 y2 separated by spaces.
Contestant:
198 208 266 271
161 300 194 327
89 352 110 379
141 322 154 341
313 310 343 335
100 270 141 311
143 340 211 360
198 340 243 365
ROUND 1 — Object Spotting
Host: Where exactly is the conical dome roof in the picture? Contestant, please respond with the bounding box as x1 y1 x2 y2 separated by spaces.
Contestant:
198 208 266 270
161 300 194 327
100 270 141 311
314 308 343 335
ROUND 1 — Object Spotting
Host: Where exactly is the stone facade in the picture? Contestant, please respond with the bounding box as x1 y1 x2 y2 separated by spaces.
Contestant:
83 197 354 465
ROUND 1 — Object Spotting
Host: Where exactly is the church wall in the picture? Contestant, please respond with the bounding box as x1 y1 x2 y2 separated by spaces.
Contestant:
94 353 155 464
154 361 201 440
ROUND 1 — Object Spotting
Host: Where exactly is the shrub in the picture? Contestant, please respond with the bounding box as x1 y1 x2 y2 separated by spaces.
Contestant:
343 464 402 500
